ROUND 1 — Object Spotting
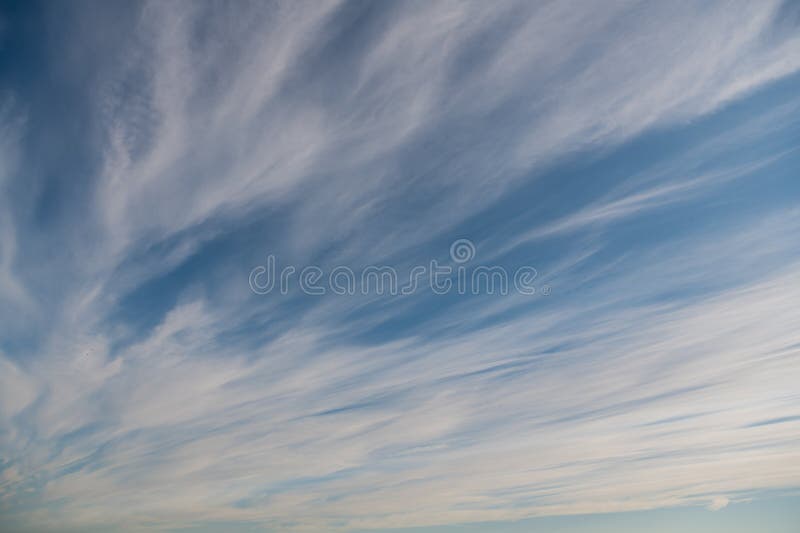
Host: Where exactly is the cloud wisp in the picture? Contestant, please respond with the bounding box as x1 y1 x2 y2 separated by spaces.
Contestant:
1 1 800 531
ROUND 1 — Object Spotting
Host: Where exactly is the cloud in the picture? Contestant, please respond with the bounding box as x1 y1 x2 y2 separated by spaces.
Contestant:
83 0 800 267
3 207 800 530
708 496 730 511
1 1 799 531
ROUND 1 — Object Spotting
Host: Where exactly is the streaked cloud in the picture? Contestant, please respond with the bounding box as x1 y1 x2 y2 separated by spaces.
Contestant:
0 1 799 531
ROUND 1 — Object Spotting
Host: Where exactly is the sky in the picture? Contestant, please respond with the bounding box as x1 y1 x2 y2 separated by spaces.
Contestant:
0 0 799 531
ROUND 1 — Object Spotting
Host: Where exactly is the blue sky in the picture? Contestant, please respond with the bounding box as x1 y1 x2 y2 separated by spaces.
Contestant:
1 0 800 531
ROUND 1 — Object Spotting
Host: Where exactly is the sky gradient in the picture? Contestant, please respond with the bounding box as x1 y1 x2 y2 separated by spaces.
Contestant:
1 1 800 531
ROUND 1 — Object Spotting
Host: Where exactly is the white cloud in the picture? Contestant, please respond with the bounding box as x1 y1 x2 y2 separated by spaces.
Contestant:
708 496 730 511
84 0 800 273
2 1 800 531
2 207 800 530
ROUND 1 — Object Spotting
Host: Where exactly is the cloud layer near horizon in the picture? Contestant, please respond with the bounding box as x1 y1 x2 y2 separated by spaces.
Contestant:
1 1 800 531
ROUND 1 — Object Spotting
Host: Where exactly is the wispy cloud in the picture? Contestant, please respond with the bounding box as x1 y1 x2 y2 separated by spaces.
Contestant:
1 1 799 531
